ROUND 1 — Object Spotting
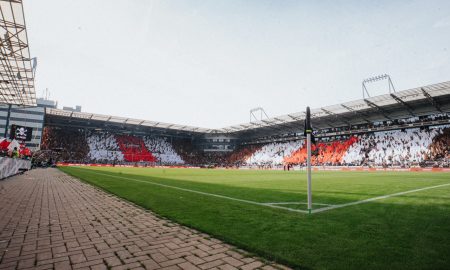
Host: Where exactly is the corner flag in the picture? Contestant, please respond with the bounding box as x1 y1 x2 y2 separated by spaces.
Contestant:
304 107 315 144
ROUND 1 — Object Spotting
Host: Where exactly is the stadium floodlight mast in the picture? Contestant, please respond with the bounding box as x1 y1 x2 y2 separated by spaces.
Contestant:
250 107 269 123
362 74 396 99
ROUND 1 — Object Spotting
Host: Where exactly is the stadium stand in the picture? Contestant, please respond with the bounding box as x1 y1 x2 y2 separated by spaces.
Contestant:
227 144 261 166
241 126 450 168
39 120 450 168
170 138 199 164
245 141 304 167
143 136 185 164
342 127 440 167
87 132 124 163
427 126 450 166
37 80 450 168
40 127 89 162
284 137 358 166
115 135 156 162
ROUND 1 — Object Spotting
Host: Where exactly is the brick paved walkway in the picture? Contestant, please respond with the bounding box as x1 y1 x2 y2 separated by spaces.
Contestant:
0 169 289 270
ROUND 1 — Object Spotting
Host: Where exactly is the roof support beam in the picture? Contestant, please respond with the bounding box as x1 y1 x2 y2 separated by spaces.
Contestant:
271 118 304 133
311 116 337 129
261 119 297 132
390 94 416 116
257 120 287 133
322 120 336 128
341 104 371 124
287 114 303 121
421 88 442 112
364 99 392 120
321 108 351 125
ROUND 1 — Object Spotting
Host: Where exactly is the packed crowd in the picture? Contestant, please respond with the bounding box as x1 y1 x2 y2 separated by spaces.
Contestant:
242 127 448 168
143 136 184 164
227 145 261 166
41 127 89 162
315 113 450 136
38 125 449 168
229 126 449 168
115 135 156 162
245 141 304 167
285 137 357 166
427 126 450 167
41 129 186 165
86 132 124 163
341 128 441 166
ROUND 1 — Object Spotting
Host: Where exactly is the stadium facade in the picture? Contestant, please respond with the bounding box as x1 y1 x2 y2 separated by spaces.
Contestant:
0 98 55 150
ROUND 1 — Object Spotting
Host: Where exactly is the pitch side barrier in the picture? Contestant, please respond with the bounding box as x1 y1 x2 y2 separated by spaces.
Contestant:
318 166 450 172
56 163 450 172
240 166 450 172
56 163 201 169
0 157 31 179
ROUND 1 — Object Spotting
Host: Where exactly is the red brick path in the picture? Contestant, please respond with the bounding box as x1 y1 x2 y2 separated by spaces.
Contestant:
0 169 289 270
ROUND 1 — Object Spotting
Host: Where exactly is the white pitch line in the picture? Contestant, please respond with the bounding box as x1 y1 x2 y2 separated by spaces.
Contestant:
69 168 450 215
312 182 450 214
72 169 310 214
263 202 332 206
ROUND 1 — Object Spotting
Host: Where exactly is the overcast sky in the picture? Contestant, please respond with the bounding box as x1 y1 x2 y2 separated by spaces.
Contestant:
25 0 450 128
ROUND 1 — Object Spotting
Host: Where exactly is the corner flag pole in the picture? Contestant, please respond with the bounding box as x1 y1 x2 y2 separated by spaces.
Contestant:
305 106 313 214
307 132 312 214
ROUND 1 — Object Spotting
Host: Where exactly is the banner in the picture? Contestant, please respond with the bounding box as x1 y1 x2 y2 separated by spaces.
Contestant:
0 157 31 179
9 125 33 141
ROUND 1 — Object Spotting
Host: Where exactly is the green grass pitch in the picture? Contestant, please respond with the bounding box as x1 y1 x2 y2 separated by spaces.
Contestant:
59 166 450 270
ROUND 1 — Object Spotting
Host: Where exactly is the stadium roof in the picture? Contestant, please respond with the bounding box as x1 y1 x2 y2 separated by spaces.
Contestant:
46 80 450 137
45 108 216 134
0 0 36 106
218 80 450 138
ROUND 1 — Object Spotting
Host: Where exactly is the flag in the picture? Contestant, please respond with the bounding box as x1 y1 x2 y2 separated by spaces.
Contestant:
304 106 316 144
7 139 20 152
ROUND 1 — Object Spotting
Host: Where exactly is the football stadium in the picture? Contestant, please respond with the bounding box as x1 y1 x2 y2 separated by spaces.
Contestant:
1 1 450 270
